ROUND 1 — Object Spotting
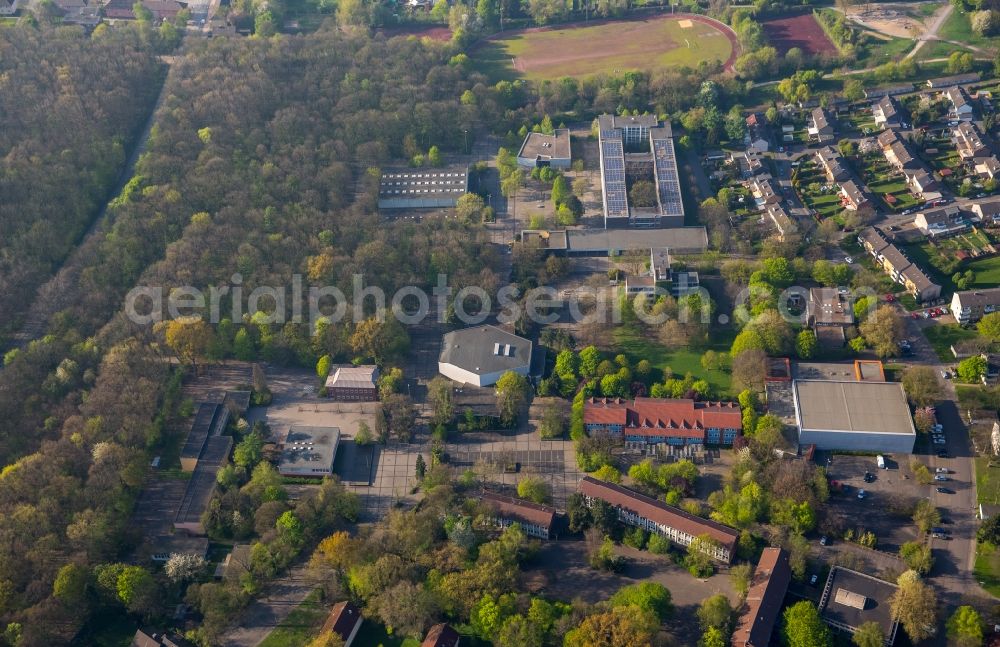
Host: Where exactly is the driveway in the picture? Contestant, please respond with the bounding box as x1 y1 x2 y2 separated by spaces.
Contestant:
219 564 317 647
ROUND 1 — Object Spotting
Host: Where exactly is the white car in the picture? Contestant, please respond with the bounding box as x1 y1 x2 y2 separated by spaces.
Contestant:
933 424 943 432
844 256 854 264
934 475 949 482
857 489 867 500
935 467 949 474
933 437 947 444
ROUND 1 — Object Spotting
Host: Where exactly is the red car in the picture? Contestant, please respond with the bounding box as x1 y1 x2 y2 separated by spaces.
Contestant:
911 312 920 319
929 310 939 318
885 294 896 302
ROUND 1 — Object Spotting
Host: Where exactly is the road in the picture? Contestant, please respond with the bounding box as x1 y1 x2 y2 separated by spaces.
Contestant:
218 564 318 647
896 312 986 614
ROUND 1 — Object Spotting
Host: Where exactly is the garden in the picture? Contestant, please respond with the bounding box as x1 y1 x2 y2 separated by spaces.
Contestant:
792 159 845 221
902 229 1000 292
857 153 920 212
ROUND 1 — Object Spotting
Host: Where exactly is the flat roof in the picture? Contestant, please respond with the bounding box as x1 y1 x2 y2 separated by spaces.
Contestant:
518 129 571 162
651 125 684 219
175 436 232 525
378 166 469 201
325 365 378 390
818 567 899 640
278 426 340 475
793 380 916 436
566 228 708 254
181 403 228 462
440 325 532 376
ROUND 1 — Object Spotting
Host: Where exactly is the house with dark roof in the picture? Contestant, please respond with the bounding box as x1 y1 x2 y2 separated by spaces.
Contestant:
477 491 556 539
904 168 941 201
584 397 742 446
438 325 534 388
807 107 835 142
951 287 1000 324
954 122 988 160
321 601 363 646
872 96 902 130
858 228 941 302
914 205 967 238
839 180 870 212
732 548 791 647
972 199 1000 225
877 130 920 171
579 477 739 562
750 175 781 206
975 155 1000 180
807 288 853 348
766 204 797 241
422 624 460 647
815 147 850 183
946 86 974 121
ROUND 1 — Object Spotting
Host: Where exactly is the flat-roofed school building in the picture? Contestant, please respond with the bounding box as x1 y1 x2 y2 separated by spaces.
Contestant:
517 129 571 169
377 166 469 209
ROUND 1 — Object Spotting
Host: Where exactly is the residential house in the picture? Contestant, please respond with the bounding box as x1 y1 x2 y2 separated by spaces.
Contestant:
422 624 460 647
954 122 988 160
807 287 854 338
877 130 919 171
975 155 1000 180
808 107 835 143
839 180 870 211
131 630 192 647
858 228 942 302
815 147 850 182
477 491 557 539
972 199 1000 224
766 204 797 241
750 175 781 206
103 0 135 18
904 168 941 201
321 601 363 647
583 397 742 446
951 287 1000 324
946 86 975 121
744 149 765 175
732 548 792 647
579 477 739 563
914 205 967 238
872 96 902 130
745 112 770 153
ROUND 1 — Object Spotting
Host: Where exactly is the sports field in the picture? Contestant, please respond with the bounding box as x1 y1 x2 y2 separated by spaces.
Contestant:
474 15 737 81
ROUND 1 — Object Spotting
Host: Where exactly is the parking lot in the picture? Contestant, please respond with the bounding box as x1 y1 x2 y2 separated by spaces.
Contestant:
819 452 922 556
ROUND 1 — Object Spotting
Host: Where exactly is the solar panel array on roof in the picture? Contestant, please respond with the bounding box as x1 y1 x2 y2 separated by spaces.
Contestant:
601 138 629 220
652 132 684 219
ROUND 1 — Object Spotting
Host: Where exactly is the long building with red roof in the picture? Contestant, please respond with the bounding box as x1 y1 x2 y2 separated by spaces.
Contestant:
578 477 739 563
583 397 742 446
732 547 792 647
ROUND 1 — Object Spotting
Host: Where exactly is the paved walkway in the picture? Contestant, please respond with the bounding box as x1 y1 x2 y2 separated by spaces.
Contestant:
218 564 317 647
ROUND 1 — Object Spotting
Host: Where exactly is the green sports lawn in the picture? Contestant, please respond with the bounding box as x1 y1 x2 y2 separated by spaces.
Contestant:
474 16 735 81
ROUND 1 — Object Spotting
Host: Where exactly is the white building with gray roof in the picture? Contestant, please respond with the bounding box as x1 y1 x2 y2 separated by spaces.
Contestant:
438 325 533 387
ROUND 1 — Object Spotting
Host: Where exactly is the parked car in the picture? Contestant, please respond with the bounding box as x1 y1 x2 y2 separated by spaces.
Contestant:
941 370 951 379
844 256 854 264
933 437 946 444
911 312 920 319
809 574 819 585
820 535 829 546
857 489 867 500
931 526 946 534
886 294 896 302
933 424 943 432
935 467 949 474
934 475 949 481
936 487 953 494
937 451 951 458
931 531 949 539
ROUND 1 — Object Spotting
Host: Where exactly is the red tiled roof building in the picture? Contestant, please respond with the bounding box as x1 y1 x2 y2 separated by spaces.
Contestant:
732 548 792 647
584 397 742 446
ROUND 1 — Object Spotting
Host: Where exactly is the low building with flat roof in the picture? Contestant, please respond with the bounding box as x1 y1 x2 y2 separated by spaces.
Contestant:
325 365 379 401
854 360 886 382
477 491 557 539
579 477 739 562
792 380 916 453
278 426 341 478
818 567 899 645
517 129 571 169
377 166 469 210
174 435 233 535
181 403 230 472
439 325 533 387
732 548 791 647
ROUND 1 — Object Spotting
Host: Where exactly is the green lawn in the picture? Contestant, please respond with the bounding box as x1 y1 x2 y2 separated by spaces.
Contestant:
921 323 979 361
858 35 918 67
258 591 327 647
975 543 1000 597
965 254 1000 288
472 15 734 82
938 8 997 50
613 326 736 397
977 455 1000 505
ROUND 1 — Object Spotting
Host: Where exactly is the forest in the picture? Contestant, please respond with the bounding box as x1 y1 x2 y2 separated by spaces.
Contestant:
0 26 162 341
